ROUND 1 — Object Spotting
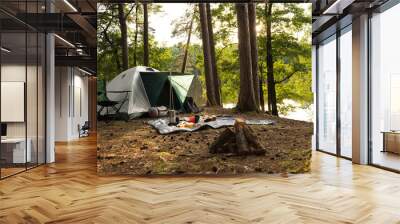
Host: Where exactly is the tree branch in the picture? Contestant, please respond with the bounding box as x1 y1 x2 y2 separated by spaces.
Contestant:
123 3 136 21
274 70 298 84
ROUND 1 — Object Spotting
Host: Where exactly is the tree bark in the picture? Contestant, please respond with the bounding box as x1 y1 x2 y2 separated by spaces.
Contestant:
259 64 265 112
102 18 121 72
199 3 218 106
118 3 129 71
248 3 260 110
206 3 221 106
236 3 259 112
181 13 194 74
133 4 139 67
265 3 278 116
209 119 266 156
143 3 149 66
209 128 235 154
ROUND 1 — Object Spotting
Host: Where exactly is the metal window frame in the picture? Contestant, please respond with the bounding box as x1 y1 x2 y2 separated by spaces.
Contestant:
367 0 400 173
315 20 353 161
315 0 400 172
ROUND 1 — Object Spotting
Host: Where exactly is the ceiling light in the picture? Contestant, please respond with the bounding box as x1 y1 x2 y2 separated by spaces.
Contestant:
63 0 78 12
78 67 92 76
54 34 75 48
323 0 355 15
1 47 11 53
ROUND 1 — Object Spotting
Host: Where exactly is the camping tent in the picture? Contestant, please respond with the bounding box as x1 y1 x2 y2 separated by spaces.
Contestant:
101 66 204 118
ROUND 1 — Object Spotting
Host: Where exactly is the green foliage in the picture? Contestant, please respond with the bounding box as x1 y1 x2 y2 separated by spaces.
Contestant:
257 3 313 113
97 3 312 115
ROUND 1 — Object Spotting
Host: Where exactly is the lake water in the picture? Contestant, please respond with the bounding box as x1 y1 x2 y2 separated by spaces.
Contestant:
223 100 314 122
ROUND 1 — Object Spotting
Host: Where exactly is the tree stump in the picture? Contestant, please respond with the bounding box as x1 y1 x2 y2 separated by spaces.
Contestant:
209 119 266 156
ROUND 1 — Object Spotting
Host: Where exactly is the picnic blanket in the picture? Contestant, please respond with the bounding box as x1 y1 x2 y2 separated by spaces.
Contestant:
148 117 275 134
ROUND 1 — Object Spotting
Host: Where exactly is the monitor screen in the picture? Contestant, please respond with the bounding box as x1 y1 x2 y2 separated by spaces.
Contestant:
1 123 7 137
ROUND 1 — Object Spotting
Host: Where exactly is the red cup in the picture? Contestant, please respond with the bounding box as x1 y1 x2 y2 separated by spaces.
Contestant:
188 116 195 123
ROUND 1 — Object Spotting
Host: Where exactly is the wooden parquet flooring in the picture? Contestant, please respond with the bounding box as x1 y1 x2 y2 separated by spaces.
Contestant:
1 135 400 223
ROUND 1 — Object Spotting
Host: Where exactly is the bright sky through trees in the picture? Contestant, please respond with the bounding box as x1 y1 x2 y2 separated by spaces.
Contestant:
149 3 311 47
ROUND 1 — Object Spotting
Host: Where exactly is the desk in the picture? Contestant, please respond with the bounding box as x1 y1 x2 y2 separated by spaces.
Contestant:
382 131 400 154
1 138 31 163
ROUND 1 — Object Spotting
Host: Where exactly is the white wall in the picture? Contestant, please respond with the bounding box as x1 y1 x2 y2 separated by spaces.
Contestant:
55 67 70 141
1 65 26 138
55 67 89 141
1 63 46 164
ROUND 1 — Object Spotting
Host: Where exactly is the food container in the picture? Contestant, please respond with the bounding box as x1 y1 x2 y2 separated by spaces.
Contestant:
168 110 177 124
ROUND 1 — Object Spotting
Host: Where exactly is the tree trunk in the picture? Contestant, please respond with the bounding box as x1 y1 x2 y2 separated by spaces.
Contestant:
133 4 139 67
248 3 260 110
199 3 218 106
259 64 265 112
265 3 278 116
206 3 221 106
143 3 149 66
181 13 194 74
209 119 266 156
118 3 129 71
236 3 259 112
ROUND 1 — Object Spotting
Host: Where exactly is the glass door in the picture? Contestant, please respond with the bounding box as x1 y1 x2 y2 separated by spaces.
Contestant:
339 26 352 158
317 35 337 154
370 4 400 171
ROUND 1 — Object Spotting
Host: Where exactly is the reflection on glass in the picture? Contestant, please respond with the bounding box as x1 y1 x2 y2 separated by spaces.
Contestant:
371 4 400 171
27 31 38 169
1 32 27 177
340 27 352 158
318 35 337 154
0 0 47 179
38 33 46 165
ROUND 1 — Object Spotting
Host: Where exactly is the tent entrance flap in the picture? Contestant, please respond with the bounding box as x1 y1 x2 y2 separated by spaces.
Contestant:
168 75 194 104
157 79 182 110
140 72 168 107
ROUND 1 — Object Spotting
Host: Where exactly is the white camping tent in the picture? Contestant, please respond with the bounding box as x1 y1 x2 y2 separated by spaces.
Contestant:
105 66 158 118
101 66 204 119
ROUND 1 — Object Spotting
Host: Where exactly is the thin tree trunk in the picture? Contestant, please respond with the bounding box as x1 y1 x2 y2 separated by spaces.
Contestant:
248 3 260 110
206 3 221 106
265 3 278 116
133 4 139 67
102 27 121 71
199 3 218 106
181 13 194 74
143 3 149 66
236 3 258 112
118 3 129 70
259 64 265 112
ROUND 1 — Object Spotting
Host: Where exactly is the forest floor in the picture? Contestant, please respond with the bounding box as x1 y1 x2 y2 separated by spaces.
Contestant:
97 107 313 176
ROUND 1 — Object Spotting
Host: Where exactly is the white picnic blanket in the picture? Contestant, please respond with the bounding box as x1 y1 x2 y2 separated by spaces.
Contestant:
148 117 275 134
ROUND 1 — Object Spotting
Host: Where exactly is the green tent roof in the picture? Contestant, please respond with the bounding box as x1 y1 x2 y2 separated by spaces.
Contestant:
168 75 194 103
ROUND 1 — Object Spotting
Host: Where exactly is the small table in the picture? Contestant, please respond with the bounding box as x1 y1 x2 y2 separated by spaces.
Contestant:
1 138 32 164
381 131 400 154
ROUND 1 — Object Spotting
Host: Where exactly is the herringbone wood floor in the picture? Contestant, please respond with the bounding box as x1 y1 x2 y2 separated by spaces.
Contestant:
1 135 400 224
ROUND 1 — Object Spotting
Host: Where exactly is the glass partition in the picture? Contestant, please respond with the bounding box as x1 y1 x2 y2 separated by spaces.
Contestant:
0 1 46 179
339 26 352 158
27 31 38 169
1 31 28 177
317 35 337 154
38 32 45 165
370 4 400 171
